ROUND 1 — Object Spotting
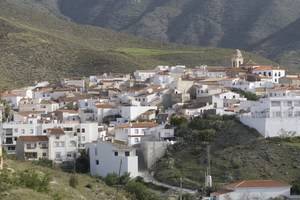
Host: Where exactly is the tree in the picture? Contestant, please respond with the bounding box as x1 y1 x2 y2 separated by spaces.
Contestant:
171 116 188 127
69 174 78 188
75 150 89 173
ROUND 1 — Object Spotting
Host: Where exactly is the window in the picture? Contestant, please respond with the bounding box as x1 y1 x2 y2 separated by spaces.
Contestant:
60 142 65 147
21 129 25 134
67 152 73 158
81 136 85 142
96 160 99 165
271 101 280 107
125 151 130 157
42 153 47 157
295 111 300 117
64 127 73 132
56 136 60 140
295 101 300 107
41 143 47 149
95 148 98 156
134 129 139 134
43 129 47 133
268 72 272 76
114 151 118 156
134 138 140 143
263 72 266 76
77 128 80 133
30 129 34 134
55 152 61 159
70 141 76 147
273 111 281 118
14 128 18 133
81 128 85 133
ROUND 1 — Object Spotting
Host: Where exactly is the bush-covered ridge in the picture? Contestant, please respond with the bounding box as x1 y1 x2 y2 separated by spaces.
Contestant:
154 115 300 190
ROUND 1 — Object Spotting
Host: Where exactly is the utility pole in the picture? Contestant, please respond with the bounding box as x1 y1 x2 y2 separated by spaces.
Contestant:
179 177 183 200
115 158 123 200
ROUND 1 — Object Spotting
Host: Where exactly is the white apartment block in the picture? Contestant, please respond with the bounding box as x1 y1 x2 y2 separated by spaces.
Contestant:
240 90 300 137
252 66 285 84
114 122 159 146
120 105 157 121
2 121 99 156
88 141 138 178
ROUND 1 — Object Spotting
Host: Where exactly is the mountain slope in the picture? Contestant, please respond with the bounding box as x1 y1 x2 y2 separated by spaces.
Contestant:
0 0 274 91
56 0 300 70
253 18 300 73
57 0 300 49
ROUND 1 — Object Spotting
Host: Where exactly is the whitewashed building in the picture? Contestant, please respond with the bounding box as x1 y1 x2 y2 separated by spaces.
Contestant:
211 180 291 200
114 122 159 146
88 141 138 178
252 66 285 84
240 89 300 137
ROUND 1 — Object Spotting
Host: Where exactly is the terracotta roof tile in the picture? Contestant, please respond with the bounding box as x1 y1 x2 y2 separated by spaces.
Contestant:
18 136 48 142
225 180 290 189
47 128 65 135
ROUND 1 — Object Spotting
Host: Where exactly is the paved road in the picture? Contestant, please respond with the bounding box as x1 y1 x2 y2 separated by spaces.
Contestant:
139 171 197 194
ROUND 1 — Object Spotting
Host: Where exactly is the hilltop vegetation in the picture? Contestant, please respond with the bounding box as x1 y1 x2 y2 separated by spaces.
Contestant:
0 0 273 91
153 116 300 190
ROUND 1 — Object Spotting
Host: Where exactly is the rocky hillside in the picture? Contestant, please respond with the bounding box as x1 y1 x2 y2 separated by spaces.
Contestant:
56 0 300 71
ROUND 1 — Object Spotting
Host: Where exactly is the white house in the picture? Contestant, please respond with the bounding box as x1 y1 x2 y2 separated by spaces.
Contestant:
120 105 157 122
152 71 175 87
1 93 23 109
134 70 156 81
240 89 300 137
211 180 291 200
219 78 274 93
93 103 119 122
88 141 138 178
195 84 222 98
252 66 285 84
114 122 159 146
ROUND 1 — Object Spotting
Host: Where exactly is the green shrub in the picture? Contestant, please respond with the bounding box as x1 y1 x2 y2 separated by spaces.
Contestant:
104 173 131 186
125 181 161 200
32 159 53 168
19 169 50 192
69 174 79 188
104 173 119 186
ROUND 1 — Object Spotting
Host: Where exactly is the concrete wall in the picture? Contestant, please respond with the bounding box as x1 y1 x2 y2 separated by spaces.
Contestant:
240 115 300 137
140 141 169 169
